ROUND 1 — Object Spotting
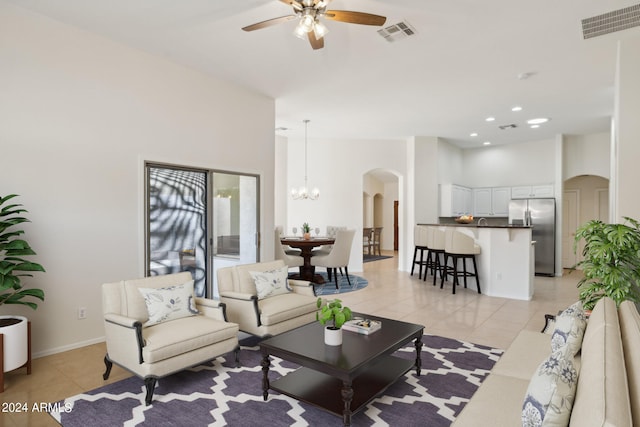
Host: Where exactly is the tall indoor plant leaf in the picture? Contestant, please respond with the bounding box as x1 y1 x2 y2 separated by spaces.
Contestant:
573 217 640 310
0 194 46 309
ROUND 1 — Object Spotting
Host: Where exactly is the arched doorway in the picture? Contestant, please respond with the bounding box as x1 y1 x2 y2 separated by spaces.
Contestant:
362 169 400 262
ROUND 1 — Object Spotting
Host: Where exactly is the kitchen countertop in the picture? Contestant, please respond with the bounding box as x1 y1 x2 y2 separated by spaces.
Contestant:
417 223 531 229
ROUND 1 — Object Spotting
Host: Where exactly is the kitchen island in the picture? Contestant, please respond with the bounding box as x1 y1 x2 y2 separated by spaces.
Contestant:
418 223 534 300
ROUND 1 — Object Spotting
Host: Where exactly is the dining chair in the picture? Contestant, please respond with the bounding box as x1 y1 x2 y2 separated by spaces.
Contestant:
274 228 304 268
275 226 302 256
311 229 356 289
371 227 383 256
362 227 373 254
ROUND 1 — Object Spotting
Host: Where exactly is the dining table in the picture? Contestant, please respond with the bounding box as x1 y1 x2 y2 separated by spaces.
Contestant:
280 236 335 283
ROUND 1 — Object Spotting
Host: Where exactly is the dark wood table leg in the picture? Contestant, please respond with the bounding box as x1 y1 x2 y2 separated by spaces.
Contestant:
414 335 423 376
261 355 271 400
297 246 316 281
341 380 354 426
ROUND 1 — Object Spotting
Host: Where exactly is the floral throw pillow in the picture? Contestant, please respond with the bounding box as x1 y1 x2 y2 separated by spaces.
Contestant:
250 266 291 300
138 280 199 326
551 301 587 356
522 348 579 427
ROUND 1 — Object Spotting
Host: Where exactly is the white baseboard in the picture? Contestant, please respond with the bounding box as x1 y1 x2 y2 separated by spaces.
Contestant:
33 335 106 359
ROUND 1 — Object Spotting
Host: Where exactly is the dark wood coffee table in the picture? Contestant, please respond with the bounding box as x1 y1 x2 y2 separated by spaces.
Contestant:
260 314 424 426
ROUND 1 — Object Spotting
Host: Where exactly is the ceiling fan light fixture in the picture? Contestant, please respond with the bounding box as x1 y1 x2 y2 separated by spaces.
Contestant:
300 14 315 32
293 23 307 39
313 20 329 38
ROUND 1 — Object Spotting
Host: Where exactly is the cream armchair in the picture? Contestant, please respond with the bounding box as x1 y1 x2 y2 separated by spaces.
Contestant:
217 260 317 337
102 272 239 405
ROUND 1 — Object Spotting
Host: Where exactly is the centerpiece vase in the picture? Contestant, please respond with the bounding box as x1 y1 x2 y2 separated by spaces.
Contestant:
303 232 311 240
324 326 342 346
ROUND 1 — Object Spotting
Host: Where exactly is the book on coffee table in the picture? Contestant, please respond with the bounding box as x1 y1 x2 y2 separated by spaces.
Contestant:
342 318 382 335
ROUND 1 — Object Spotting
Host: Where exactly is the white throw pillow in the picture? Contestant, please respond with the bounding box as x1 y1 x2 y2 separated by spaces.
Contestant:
250 266 291 300
521 348 579 427
138 280 199 326
551 301 587 356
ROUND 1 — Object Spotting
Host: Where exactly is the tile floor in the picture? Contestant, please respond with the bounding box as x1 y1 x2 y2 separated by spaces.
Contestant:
0 252 581 426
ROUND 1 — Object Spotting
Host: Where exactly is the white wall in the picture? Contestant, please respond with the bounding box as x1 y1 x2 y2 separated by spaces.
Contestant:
462 138 557 187
285 137 406 272
563 132 610 180
0 4 275 356
614 35 640 221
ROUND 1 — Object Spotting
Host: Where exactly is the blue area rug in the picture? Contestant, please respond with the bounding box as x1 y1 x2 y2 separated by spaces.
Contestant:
312 272 368 296
50 335 502 426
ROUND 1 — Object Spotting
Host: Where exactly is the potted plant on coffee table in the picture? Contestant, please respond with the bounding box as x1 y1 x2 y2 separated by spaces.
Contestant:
316 298 352 346
0 194 46 387
573 217 640 310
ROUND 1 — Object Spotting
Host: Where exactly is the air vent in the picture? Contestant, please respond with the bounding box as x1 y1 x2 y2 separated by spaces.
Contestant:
582 3 640 39
377 20 417 42
499 124 517 130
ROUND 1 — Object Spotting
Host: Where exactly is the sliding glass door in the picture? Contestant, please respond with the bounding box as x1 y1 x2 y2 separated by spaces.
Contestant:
146 164 259 298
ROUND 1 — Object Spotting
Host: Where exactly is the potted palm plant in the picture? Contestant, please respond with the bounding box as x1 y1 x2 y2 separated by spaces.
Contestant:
316 298 352 346
0 194 45 376
573 217 640 310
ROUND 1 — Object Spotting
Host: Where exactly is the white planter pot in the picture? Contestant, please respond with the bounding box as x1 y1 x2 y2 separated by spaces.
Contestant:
324 326 342 346
0 315 28 372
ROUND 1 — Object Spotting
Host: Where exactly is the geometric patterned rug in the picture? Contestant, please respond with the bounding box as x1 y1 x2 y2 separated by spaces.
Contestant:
50 335 503 426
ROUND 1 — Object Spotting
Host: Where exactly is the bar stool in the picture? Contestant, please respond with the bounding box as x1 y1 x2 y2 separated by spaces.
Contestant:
426 227 446 285
441 229 481 294
411 225 429 279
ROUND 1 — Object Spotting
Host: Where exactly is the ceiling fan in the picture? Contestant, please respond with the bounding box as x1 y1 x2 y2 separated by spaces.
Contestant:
242 0 386 50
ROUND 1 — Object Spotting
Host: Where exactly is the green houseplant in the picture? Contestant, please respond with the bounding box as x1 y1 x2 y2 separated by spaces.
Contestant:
573 217 640 310
0 194 46 310
302 222 311 240
0 194 46 377
316 298 352 346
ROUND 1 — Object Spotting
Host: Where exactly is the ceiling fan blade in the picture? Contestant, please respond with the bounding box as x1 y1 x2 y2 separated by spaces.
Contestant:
308 31 324 50
242 15 297 31
324 10 386 26
280 0 303 11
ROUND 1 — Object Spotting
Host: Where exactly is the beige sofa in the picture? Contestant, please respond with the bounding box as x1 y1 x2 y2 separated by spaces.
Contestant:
453 297 640 426
217 260 318 337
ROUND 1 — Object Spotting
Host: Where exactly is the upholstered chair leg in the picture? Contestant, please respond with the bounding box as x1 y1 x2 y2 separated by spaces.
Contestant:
102 355 113 380
234 346 240 367
334 269 339 289
345 267 351 286
144 377 157 406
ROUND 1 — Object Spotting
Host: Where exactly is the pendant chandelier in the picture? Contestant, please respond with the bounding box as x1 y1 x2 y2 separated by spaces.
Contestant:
291 119 319 200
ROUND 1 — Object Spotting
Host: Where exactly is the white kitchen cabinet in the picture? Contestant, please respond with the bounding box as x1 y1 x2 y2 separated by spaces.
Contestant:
492 187 511 215
473 188 492 216
440 184 472 217
511 184 554 199
473 187 510 216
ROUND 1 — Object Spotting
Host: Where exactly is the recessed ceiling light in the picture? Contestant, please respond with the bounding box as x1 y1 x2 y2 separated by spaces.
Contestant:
511 106 523 112
483 141 491 146
470 132 478 137
485 117 495 122
527 118 549 125
530 124 540 129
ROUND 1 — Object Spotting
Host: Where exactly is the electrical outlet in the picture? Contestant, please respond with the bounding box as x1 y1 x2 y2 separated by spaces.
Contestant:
496 272 502 280
78 307 87 320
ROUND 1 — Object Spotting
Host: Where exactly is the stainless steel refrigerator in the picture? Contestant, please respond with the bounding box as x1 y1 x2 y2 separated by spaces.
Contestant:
508 198 555 276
